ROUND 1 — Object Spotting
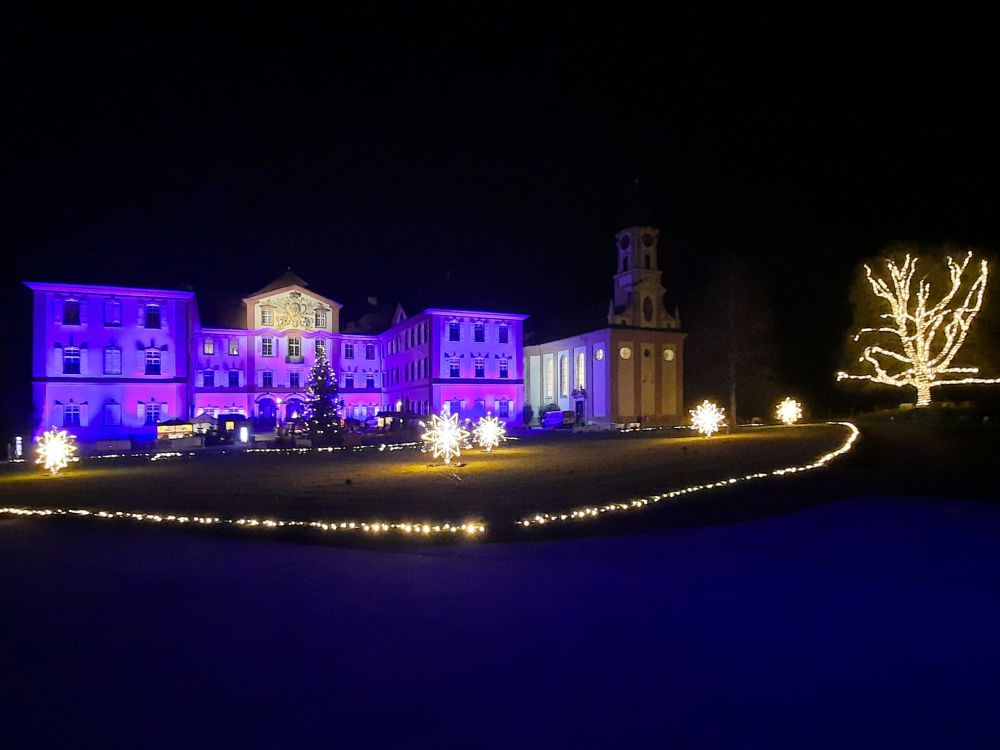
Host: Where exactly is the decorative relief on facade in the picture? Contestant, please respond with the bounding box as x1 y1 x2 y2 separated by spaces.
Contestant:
261 291 324 331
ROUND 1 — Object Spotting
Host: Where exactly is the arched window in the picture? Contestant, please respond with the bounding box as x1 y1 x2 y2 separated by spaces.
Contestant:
576 352 585 389
559 354 569 397
544 357 554 401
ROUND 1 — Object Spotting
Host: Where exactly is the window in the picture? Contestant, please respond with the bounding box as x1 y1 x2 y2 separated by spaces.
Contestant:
498 400 510 418
474 322 485 343
145 349 161 375
289 372 300 388
261 309 274 326
448 321 460 341
144 304 161 329
145 403 161 425
474 399 486 418
288 337 302 360
261 371 273 388
63 404 81 426
498 323 509 344
63 346 81 374
576 352 585 389
365 342 375 360
261 337 274 357
405 330 411 349
560 355 569 397
229 339 239 356
229 370 240 388
104 402 121 426
315 311 326 329
366 372 375 389
448 399 461 416
316 339 326 356
450 357 461 378
203 370 215 387
499 358 509 379
474 357 485 378
63 300 80 326
344 372 354 388
345 342 354 359
104 346 121 375
544 357 554 401
104 299 121 326
203 338 214 355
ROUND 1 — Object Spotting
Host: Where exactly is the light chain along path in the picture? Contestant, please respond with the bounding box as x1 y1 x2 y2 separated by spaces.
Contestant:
0 422 860 541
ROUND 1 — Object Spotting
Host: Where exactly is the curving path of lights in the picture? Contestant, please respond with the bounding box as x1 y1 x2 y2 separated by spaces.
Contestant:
516 421 860 528
0 424 858 541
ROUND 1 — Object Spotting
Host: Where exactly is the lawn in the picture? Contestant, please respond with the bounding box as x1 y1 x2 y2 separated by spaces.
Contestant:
0 425 849 530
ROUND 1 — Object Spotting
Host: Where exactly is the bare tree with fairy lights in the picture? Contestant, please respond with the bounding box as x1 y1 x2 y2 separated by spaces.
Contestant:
305 342 341 446
838 249 999 407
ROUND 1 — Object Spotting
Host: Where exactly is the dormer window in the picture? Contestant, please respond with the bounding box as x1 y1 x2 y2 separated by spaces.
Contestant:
144 304 161 329
63 299 81 326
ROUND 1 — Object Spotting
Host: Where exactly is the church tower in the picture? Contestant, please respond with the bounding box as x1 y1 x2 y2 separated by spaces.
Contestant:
607 226 679 329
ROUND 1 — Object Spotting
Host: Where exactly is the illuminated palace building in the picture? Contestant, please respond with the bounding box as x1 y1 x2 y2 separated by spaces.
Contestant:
25 271 527 443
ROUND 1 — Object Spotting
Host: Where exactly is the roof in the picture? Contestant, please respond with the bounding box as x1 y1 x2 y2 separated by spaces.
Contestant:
24 281 195 299
249 269 310 296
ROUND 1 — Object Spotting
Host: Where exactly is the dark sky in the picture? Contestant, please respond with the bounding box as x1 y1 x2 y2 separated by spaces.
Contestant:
3 13 998 432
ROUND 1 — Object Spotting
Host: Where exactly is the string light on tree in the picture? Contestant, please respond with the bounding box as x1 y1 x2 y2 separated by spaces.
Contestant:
421 410 471 465
837 251 1000 407
472 413 506 452
775 397 803 426
304 341 341 446
689 400 726 438
35 426 77 475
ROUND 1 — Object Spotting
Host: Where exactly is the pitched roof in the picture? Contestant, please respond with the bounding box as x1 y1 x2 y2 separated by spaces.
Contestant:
250 269 310 297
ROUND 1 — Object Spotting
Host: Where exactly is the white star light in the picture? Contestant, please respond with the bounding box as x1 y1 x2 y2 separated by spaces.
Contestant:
35 426 77 475
473 413 506 452
689 400 726 438
775 397 803 426
421 410 471 465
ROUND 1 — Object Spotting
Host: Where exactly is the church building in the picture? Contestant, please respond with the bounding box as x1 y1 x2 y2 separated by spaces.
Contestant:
524 226 686 426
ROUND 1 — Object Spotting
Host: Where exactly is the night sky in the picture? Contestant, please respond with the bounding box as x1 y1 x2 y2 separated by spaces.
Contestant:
3 14 998 435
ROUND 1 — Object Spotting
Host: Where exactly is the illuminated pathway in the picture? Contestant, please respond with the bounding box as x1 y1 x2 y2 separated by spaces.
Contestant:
1 422 860 541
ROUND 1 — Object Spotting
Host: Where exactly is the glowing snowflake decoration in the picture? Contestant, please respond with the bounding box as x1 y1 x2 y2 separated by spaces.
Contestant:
35 426 77 475
472 413 506 452
775 397 803 426
421 410 471 465
689 400 726 438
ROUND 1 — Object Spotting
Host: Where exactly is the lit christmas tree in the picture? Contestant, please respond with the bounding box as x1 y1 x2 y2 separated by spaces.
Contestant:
305 343 341 446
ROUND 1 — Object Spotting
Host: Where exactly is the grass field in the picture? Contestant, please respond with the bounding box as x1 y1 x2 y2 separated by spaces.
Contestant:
0 425 848 530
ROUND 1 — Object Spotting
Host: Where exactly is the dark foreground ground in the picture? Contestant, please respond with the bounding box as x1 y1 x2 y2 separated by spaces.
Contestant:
1 416 999 748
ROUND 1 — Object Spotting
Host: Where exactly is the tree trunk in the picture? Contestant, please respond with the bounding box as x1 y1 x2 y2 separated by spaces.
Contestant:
915 380 933 407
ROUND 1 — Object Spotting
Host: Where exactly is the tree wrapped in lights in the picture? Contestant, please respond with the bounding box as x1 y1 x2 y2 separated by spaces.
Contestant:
305 343 341 446
689 400 726 438
421 410 470 465
775 397 803 426
472 413 506 452
35 426 76 475
837 250 999 407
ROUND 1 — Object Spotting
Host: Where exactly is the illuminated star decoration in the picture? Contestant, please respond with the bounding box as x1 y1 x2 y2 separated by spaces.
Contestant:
472 413 506 452
421 410 471 465
775 397 803 426
837 251 1000 407
35 426 77 475
689 400 726 438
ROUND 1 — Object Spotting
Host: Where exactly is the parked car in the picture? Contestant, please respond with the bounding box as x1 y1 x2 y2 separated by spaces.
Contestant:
542 410 576 428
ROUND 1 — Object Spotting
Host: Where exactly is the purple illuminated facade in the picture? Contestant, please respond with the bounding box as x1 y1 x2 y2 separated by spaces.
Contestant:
25 274 527 444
